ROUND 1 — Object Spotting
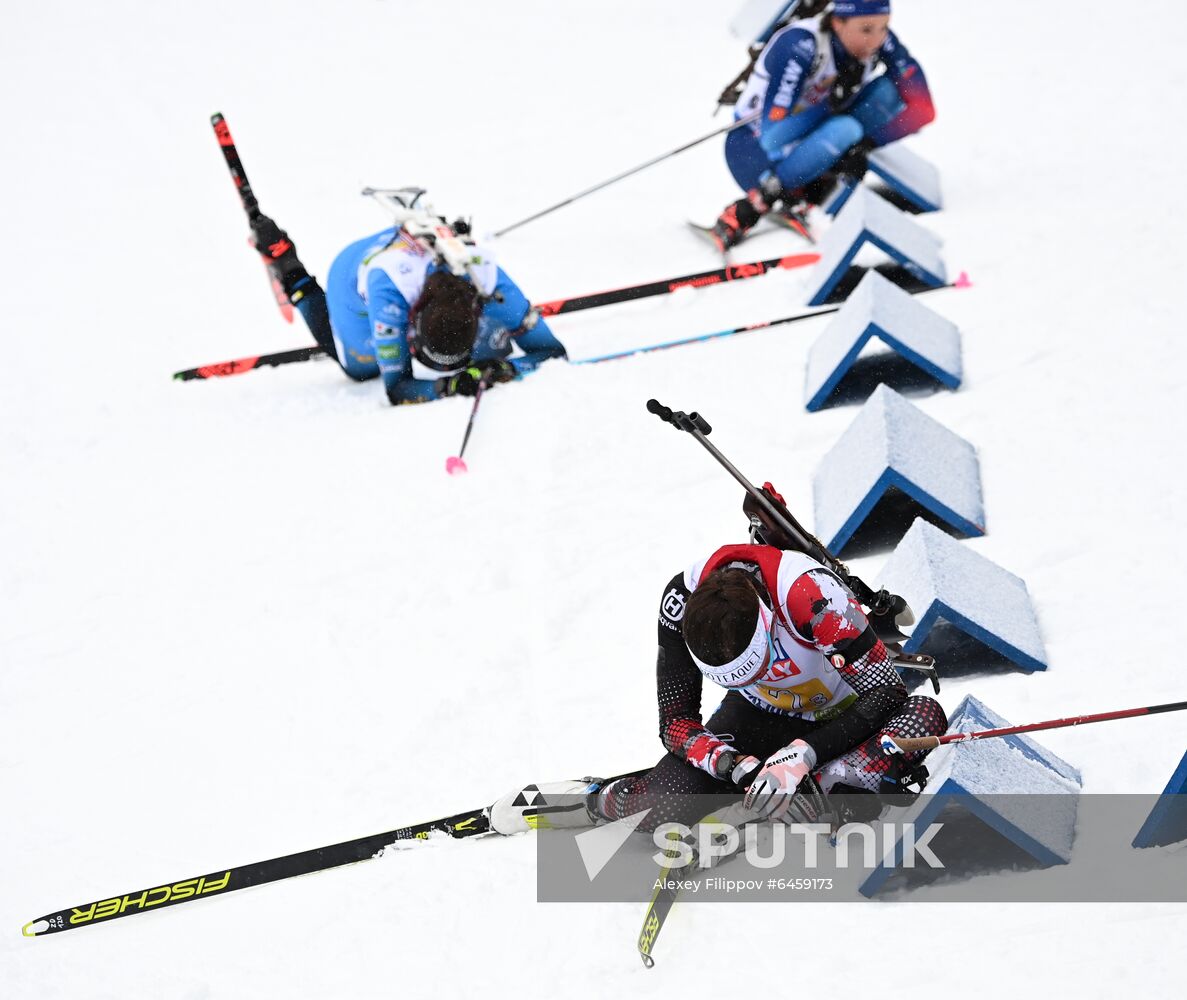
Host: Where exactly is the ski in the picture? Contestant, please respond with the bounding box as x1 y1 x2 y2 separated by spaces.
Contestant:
22 807 492 937
766 207 816 243
536 252 819 316
638 809 753 968
173 345 328 382
211 111 294 323
172 255 817 381
574 271 971 365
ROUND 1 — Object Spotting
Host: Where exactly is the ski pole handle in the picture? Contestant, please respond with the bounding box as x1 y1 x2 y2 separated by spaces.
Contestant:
889 736 942 753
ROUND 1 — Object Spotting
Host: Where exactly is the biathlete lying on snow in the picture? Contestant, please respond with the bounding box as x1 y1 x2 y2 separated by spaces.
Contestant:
491 488 946 834
711 0 935 252
246 197 566 405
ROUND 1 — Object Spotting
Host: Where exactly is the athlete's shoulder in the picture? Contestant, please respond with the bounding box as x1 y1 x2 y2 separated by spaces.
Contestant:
879 28 918 71
659 571 690 636
765 19 821 66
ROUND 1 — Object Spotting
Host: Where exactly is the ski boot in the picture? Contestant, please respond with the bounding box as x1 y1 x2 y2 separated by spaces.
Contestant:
488 777 609 835
708 171 789 252
250 213 315 303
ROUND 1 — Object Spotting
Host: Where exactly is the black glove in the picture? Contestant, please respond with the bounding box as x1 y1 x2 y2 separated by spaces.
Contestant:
436 359 517 398
833 137 877 182
250 214 296 262
830 56 867 111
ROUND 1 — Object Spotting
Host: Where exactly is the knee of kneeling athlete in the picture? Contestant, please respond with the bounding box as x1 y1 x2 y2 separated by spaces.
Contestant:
848 75 905 132
852 684 909 725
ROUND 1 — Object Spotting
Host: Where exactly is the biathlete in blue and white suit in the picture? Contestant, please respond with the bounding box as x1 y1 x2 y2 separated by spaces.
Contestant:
711 0 935 251
247 216 566 405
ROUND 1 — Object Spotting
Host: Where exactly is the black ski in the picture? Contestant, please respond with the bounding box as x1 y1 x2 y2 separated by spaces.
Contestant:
173 345 328 381
22 807 491 937
211 111 294 322
536 252 819 316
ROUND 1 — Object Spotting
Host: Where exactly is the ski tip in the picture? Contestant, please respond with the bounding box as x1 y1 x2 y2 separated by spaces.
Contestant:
954 270 973 288
22 919 48 937
445 456 468 476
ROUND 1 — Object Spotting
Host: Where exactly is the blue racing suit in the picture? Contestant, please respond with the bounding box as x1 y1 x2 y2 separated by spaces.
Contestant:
296 226 566 405
726 13 935 194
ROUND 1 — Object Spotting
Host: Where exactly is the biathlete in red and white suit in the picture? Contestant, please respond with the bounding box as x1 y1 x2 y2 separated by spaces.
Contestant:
588 542 946 830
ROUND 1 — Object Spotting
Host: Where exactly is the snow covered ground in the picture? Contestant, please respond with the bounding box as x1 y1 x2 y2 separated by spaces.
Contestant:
3 1 1186 996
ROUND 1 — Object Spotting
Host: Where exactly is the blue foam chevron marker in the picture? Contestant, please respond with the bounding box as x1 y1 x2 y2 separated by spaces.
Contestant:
804 270 962 411
813 386 984 555
879 519 1048 675
1132 750 1187 849
803 187 946 306
859 695 1081 897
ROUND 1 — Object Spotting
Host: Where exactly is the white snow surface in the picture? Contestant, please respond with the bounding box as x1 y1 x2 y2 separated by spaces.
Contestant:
3 1 1186 996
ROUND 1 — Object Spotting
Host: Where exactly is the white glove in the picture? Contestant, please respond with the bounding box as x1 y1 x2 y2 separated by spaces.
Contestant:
743 740 818 821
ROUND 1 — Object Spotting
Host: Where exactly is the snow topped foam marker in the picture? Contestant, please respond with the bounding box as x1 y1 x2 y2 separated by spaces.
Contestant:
21 807 492 937
210 112 294 323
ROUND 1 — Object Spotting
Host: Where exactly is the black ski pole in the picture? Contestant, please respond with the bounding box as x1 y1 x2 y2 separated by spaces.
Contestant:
644 399 908 621
445 381 486 476
493 113 759 238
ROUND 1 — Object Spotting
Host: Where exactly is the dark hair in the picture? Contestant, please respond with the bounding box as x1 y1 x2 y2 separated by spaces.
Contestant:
414 271 480 368
684 569 762 666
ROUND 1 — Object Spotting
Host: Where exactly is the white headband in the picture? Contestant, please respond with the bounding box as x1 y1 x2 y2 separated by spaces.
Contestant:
688 604 771 689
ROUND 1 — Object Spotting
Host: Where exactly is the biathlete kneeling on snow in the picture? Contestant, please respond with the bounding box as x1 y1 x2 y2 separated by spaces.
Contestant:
491 490 946 835
245 198 566 405
711 0 935 251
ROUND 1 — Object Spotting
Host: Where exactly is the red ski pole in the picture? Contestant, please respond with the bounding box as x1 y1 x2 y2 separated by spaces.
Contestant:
889 699 1187 753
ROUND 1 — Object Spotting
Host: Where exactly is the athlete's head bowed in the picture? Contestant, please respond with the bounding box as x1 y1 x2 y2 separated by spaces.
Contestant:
410 270 482 371
682 569 776 688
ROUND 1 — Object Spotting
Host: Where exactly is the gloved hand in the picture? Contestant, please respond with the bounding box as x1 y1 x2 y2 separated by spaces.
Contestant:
478 358 517 384
833 137 877 181
743 740 818 821
249 214 296 262
436 359 517 398
722 752 762 790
